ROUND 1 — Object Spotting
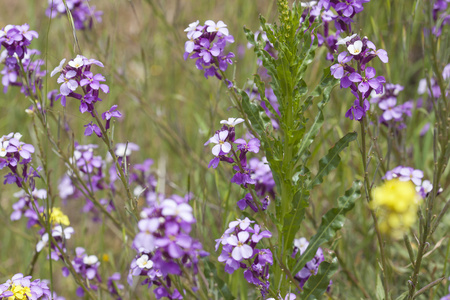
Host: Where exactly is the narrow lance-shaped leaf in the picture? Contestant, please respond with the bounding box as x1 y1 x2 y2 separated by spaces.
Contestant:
292 180 362 274
308 132 357 189
300 257 338 300
239 89 269 144
282 188 310 252
296 68 338 163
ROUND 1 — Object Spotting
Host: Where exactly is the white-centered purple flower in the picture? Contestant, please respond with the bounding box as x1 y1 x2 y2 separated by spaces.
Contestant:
161 199 194 223
57 70 78 95
228 217 254 230
208 130 231 156
336 33 357 45
378 98 402 121
184 20 199 33
347 40 363 55
136 254 154 269
69 55 84 68
227 231 253 261
220 117 244 127
399 167 423 186
205 20 229 36
83 255 99 265
0 141 9 157
294 237 309 255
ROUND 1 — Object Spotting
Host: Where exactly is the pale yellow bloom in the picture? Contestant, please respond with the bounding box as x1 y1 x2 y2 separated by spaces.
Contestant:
371 179 421 238
42 207 70 226
8 284 31 300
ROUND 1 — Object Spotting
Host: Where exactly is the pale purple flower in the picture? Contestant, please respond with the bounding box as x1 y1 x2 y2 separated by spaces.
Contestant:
399 167 423 186
161 199 194 223
234 138 260 153
205 20 229 36
57 70 78 95
227 231 253 261
80 71 109 93
379 98 402 120
228 217 254 230
6 138 35 159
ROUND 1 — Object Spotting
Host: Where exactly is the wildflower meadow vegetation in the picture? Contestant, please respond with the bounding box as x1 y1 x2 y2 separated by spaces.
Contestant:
0 0 449 299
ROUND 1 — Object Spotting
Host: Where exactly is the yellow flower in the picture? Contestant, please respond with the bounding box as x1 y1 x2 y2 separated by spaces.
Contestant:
8 284 31 300
42 207 70 226
371 179 421 238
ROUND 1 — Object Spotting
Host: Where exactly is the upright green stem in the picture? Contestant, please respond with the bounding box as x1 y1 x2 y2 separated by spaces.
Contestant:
356 61 390 299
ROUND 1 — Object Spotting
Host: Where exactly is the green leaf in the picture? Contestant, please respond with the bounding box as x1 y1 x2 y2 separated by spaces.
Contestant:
376 274 385 300
395 291 409 300
301 257 338 300
308 132 357 189
292 181 362 274
295 68 337 164
203 261 235 300
239 90 269 143
282 188 310 252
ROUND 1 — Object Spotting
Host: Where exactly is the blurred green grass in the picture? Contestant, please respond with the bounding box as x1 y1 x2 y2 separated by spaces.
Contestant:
0 0 449 299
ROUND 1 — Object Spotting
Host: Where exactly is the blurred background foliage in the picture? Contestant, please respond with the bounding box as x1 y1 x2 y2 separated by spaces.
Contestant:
0 0 449 299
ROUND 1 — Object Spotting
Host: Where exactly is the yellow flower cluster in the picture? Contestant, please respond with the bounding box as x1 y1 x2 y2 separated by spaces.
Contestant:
371 179 422 238
8 284 31 300
43 207 70 226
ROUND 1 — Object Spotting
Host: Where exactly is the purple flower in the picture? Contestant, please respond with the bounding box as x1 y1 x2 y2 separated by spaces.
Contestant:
378 98 402 121
207 130 232 156
345 99 369 121
80 71 109 93
102 105 122 129
6 138 35 159
399 167 423 186
57 70 78 96
84 122 102 137
234 138 260 153
227 231 253 261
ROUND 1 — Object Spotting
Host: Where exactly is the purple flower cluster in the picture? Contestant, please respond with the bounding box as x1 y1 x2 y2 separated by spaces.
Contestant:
183 20 235 80
62 248 101 297
205 118 275 211
431 0 450 36
370 83 413 129
36 224 74 261
128 194 207 299
0 132 40 188
298 0 371 61
0 273 61 300
292 238 332 291
216 218 273 297
383 166 439 198
330 34 388 120
0 24 45 96
10 189 46 227
50 55 121 137
46 0 103 30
